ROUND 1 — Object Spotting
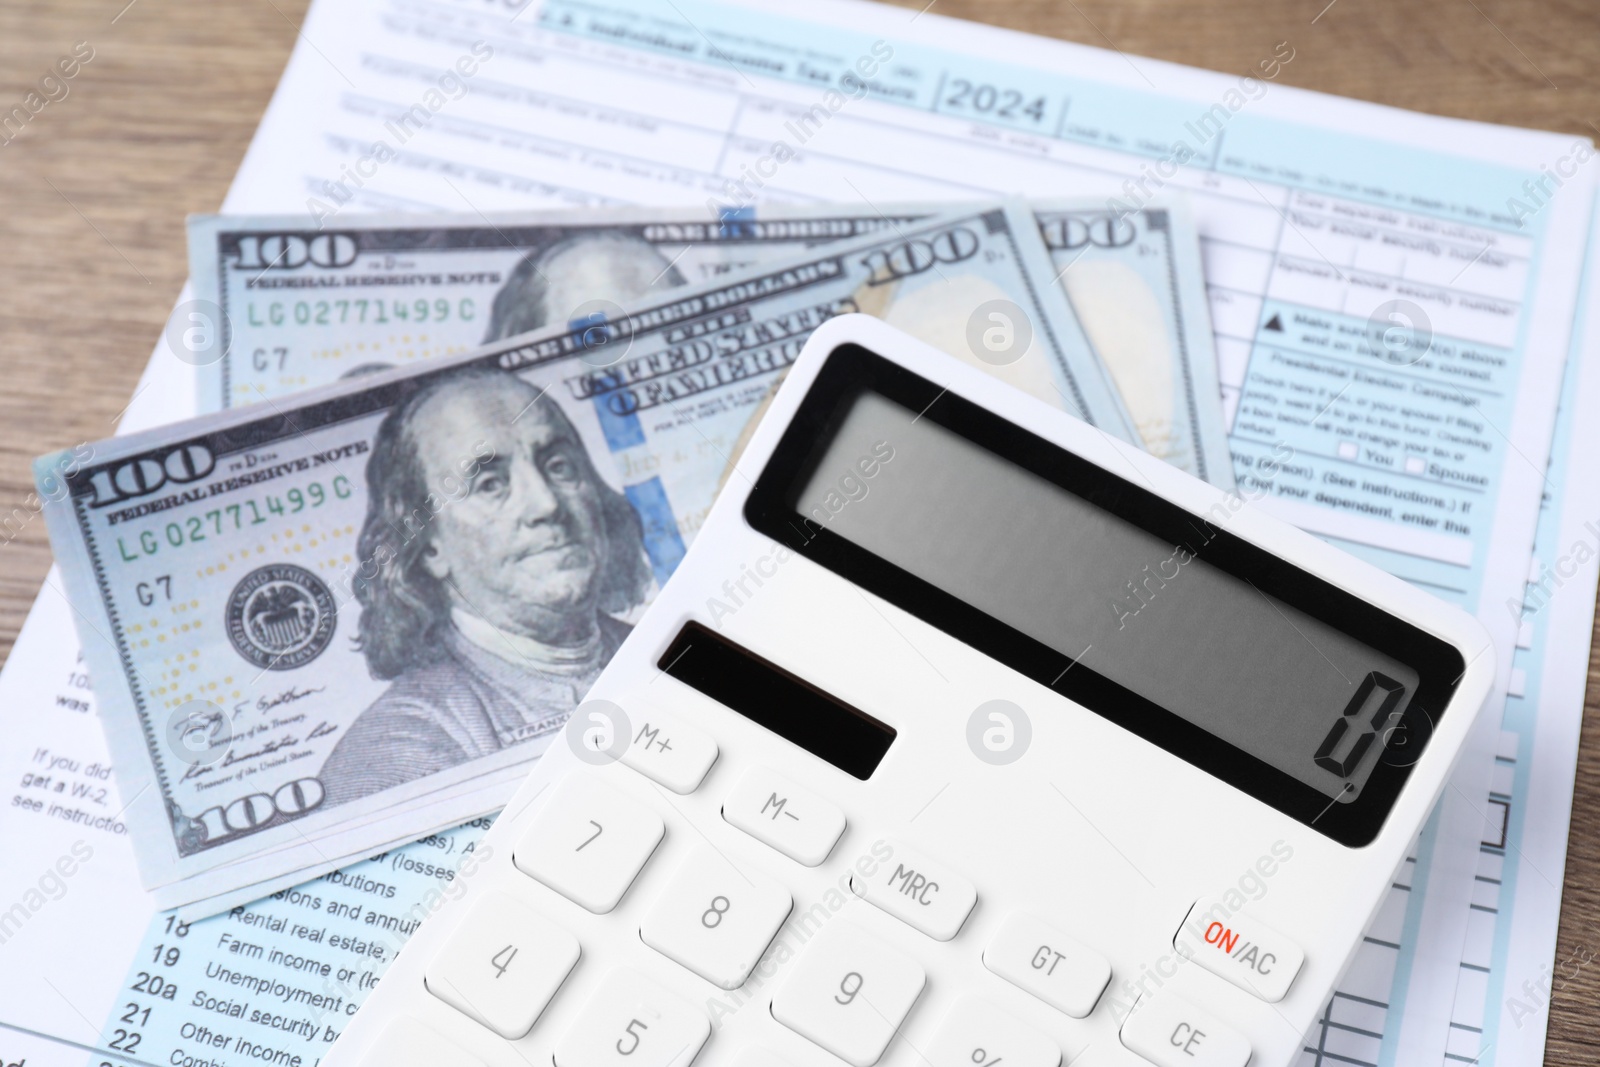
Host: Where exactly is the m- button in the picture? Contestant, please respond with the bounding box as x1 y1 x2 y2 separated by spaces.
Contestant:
848 839 975 941
1173 899 1305 1003
723 767 846 866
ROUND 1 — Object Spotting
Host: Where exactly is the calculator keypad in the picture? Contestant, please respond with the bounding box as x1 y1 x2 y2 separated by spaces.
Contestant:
397 761 1271 1067
553 968 711 1067
849 839 976 941
513 774 664 913
1119 990 1250 1067
925 996 1061 1067
423 891 580 1038
982 911 1112 1019
770 919 926 1067
640 846 793 989
722 766 847 866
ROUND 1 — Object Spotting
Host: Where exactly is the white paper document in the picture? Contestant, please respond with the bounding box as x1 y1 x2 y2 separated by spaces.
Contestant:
0 2 1595 1067
1437 195 1600 1067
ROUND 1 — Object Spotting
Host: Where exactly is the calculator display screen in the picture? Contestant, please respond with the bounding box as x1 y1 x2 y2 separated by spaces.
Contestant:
795 390 1418 803
748 351 1464 844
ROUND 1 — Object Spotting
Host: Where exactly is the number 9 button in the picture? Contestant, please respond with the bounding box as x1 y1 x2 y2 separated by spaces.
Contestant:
771 919 926 1067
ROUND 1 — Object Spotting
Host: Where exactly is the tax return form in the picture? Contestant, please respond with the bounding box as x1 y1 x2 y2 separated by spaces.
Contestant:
1437 195 1600 1067
0 3 1595 1067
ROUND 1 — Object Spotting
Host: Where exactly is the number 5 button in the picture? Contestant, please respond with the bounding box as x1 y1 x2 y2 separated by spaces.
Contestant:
772 919 926 1067
640 846 792 989
424 891 580 1039
554 968 709 1067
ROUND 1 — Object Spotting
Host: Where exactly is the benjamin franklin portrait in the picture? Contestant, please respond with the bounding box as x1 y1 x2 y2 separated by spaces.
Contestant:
483 230 687 343
317 367 652 805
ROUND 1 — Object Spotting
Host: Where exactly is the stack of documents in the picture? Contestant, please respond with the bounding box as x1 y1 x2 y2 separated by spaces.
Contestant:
0 3 1596 1067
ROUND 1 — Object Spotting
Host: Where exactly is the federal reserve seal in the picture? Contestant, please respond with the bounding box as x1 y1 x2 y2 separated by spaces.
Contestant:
225 564 337 670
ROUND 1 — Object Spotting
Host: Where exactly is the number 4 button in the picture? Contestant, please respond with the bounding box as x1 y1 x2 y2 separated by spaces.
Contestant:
424 892 580 1039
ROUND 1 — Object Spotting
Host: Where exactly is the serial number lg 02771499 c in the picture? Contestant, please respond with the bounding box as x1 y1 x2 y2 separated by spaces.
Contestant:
242 296 478 329
111 479 354 560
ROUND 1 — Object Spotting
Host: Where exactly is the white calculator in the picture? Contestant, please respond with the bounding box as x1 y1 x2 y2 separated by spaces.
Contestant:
326 314 1493 1067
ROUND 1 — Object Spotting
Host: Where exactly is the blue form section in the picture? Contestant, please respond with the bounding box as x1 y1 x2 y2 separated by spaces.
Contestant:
717 205 758 238
625 477 688 587
91 818 495 1067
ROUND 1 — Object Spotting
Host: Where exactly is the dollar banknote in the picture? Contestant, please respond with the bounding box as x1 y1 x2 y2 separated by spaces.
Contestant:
41 201 1133 914
1035 200 1234 487
190 201 1231 485
188 203 926 413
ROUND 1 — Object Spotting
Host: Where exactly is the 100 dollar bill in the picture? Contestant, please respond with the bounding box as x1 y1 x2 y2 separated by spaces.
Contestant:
188 203 924 413
1035 200 1233 487
190 201 1231 484
43 202 1129 913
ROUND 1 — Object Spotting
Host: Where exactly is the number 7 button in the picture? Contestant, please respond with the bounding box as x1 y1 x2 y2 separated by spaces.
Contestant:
515 774 665 913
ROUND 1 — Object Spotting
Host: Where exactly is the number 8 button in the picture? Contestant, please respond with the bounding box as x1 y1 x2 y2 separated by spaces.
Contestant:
640 846 792 989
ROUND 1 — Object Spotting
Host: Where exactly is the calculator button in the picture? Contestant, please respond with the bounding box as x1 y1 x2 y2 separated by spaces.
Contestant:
514 774 665 913
1174 900 1305 1003
359 1017 486 1067
848 839 976 941
640 846 793 989
731 1049 796 1067
1119 990 1250 1067
722 767 846 866
771 919 926 1067
1062 1043 1154 1067
982 911 1111 1018
925 996 1061 1067
554 968 710 1067
620 710 718 793
424 891 580 1038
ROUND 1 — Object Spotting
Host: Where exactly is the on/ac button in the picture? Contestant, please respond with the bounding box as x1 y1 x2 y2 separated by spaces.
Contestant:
1172 899 1305 1003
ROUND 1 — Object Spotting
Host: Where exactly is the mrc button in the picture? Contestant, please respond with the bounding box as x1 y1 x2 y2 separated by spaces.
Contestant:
849 839 976 940
1173 899 1305 1003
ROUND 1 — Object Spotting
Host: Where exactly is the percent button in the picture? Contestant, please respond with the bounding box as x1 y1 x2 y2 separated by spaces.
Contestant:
926 996 1060 1067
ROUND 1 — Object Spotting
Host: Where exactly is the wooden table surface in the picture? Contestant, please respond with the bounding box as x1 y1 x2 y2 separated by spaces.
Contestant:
1 0 1597 1059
